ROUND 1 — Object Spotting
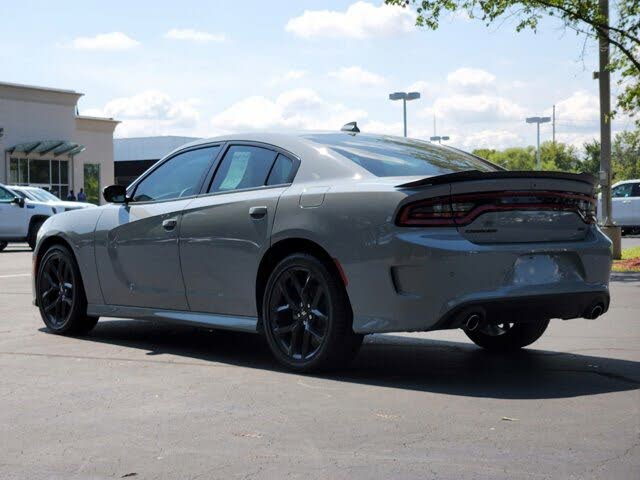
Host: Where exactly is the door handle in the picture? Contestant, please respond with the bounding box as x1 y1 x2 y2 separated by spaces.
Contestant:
162 218 178 231
249 206 267 219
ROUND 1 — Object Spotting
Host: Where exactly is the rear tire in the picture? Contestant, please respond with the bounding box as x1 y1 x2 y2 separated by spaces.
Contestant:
36 244 98 335
262 253 362 372
27 219 45 250
0 241 7 252
464 319 550 351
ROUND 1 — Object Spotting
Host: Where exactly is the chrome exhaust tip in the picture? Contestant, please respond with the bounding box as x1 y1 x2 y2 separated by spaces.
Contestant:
589 304 604 319
465 313 483 331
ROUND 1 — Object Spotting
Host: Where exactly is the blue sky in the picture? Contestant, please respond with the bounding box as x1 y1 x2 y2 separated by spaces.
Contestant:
2 0 632 150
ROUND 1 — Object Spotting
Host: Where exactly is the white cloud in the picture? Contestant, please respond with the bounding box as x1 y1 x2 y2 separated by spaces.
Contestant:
268 70 307 86
164 28 226 43
86 90 202 137
427 94 526 123
458 129 523 150
211 89 368 132
70 32 140 50
285 1 414 39
407 80 431 97
553 90 599 127
328 66 385 86
447 67 496 91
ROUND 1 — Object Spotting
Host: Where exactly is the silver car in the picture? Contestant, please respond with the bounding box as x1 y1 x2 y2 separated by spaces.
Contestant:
33 131 612 371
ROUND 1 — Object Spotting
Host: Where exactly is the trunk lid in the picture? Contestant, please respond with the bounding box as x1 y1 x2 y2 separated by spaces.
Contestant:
397 170 597 243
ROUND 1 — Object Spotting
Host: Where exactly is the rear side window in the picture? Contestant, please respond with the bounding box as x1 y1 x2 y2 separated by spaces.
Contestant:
132 146 218 202
209 146 277 193
266 154 294 186
632 183 640 197
303 133 498 177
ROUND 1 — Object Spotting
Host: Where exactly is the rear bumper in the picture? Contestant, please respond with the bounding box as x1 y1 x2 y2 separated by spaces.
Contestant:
433 290 610 330
344 225 612 334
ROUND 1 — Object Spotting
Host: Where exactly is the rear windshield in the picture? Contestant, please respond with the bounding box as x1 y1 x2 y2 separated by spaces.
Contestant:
303 133 498 177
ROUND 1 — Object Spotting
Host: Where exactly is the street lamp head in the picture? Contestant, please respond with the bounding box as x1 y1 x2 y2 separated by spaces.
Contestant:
441 136 450 141
430 136 440 141
526 116 551 124
389 92 406 101
406 92 420 101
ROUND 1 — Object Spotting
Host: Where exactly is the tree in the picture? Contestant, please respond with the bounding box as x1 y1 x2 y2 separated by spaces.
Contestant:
473 132 639 180
386 0 640 122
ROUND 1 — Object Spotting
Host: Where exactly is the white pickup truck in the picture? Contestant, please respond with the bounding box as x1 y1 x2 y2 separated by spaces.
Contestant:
0 183 57 251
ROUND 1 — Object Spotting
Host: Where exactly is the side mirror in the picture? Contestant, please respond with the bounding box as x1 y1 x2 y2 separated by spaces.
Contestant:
11 197 25 208
103 184 129 204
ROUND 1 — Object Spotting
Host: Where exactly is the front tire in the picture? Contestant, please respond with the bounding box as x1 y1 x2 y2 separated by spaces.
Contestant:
27 219 45 250
262 253 362 372
36 245 98 335
464 320 550 351
0 241 7 252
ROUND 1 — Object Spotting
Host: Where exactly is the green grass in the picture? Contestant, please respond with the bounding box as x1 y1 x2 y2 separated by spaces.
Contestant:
612 246 640 273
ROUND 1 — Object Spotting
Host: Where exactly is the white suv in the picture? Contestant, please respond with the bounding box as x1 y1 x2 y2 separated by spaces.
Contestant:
598 179 640 234
10 185 96 213
0 183 56 251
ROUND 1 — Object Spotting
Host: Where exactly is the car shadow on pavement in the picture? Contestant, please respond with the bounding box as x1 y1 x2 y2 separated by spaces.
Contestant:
53 319 640 400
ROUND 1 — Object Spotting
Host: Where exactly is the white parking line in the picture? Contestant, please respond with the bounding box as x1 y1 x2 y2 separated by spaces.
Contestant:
0 273 31 279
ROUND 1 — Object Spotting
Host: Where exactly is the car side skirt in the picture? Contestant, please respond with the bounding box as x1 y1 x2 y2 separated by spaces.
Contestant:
87 304 259 333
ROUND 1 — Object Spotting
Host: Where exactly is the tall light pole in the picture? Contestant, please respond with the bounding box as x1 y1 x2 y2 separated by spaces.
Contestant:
526 116 551 170
389 91 420 137
594 0 621 258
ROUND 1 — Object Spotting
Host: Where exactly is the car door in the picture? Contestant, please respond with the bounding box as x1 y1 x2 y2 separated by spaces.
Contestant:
611 183 634 226
0 186 27 238
95 145 220 310
180 144 298 316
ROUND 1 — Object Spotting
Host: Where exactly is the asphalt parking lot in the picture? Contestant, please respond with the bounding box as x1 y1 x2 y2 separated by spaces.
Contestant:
1 243 638 479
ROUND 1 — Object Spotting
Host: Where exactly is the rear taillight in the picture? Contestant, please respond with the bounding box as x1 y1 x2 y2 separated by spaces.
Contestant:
397 191 597 227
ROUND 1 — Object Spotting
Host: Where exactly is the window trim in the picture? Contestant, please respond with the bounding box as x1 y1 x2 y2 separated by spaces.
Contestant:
126 143 223 205
203 141 300 196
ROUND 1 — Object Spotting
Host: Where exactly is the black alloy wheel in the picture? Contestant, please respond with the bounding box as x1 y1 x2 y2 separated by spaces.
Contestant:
269 266 330 361
263 254 363 372
37 245 98 335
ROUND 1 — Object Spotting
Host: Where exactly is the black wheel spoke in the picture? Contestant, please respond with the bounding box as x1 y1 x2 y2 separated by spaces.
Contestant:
44 297 60 313
300 329 311 358
273 322 297 336
278 282 296 310
310 285 323 309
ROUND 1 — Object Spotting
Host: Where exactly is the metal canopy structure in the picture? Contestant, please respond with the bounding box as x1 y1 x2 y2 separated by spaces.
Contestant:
6 140 85 157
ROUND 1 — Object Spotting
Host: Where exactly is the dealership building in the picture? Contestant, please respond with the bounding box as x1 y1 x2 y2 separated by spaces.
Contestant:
0 81 118 204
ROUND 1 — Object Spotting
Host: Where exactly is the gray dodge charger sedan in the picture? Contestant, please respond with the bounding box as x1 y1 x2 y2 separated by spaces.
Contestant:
33 130 612 371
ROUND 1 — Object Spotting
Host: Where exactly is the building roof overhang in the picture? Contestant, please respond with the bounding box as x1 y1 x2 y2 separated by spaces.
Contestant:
6 140 86 157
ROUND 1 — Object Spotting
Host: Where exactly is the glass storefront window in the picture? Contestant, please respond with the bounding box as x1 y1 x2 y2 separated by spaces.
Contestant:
29 159 50 184
7 157 69 198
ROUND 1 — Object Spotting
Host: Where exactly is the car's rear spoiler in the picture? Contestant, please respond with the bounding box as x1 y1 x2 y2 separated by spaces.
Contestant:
397 170 598 189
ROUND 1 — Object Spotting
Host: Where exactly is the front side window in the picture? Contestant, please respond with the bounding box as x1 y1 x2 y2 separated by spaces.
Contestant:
612 184 634 198
132 146 219 202
0 186 16 202
209 146 277 193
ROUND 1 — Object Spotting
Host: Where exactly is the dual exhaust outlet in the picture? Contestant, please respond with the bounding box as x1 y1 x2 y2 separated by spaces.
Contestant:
461 301 606 331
